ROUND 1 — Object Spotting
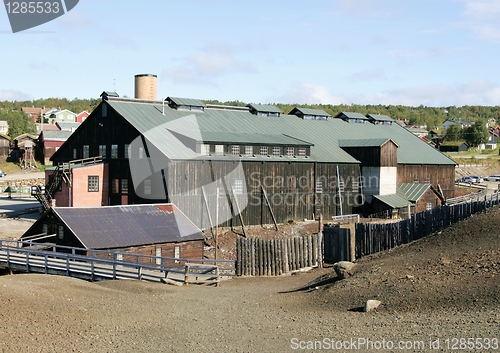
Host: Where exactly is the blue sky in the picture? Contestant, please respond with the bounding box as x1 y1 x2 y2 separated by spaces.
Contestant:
1 0 500 107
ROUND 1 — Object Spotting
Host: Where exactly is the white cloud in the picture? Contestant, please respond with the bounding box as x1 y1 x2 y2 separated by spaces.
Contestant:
458 0 500 42
270 83 344 105
164 45 257 84
368 79 500 106
0 89 33 101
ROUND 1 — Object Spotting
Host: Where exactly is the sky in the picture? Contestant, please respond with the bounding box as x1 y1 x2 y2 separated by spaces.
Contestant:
1 0 500 107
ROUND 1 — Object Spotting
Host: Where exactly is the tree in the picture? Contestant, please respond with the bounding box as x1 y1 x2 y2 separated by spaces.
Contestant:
0 110 36 138
463 120 490 148
445 123 463 141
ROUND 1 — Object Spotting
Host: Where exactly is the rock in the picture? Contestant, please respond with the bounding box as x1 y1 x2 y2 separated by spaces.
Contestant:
364 300 382 312
333 261 357 279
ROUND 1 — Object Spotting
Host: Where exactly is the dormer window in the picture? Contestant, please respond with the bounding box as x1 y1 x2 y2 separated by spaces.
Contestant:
287 147 294 157
245 146 253 156
215 145 224 156
298 147 306 157
272 147 280 156
166 97 206 112
289 107 331 121
231 145 240 155
247 103 282 117
200 144 210 156
260 146 268 156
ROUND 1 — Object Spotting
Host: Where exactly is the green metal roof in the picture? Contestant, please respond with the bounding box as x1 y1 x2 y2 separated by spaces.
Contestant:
338 138 398 148
41 130 73 141
173 130 312 146
333 112 368 120
289 107 331 117
373 193 411 208
366 114 395 122
247 103 282 113
105 98 456 165
167 97 206 107
397 183 431 202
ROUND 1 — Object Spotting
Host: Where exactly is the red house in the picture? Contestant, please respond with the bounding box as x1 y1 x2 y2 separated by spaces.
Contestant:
76 110 90 123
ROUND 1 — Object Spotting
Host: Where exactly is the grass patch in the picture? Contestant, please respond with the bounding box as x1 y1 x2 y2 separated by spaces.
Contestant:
0 162 22 174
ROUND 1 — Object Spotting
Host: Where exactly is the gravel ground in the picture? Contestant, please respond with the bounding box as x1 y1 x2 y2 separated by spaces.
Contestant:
1 205 499 352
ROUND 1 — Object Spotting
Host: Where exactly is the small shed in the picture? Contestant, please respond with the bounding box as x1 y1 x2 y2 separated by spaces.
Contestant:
439 141 468 152
21 204 205 263
398 183 443 213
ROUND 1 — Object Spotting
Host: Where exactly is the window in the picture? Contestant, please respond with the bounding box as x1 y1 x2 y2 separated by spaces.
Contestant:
99 145 106 159
287 147 294 157
102 103 107 117
298 147 306 157
72 148 77 159
352 179 359 193
124 144 130 158
83 145 89 159
174 246 180 263
338 179 345 192
111 144 118 158
234 179 244 194
155 248 162 265
111 179 119 193
260 146 268 156
58 225 64 240
215 145 224 155
272 147 280 156
425 177 431 184
315 180 323 193
121 179 128 194
139 147 144 159
42 223 48 235
200 144 210 156
231 145 240 155
88 176 99 192
245 146 253 156
144 179 151 195
426 203 432 211
413 177 419 184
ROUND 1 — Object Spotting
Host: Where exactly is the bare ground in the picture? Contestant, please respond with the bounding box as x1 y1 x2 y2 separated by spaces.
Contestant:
1 206 499 352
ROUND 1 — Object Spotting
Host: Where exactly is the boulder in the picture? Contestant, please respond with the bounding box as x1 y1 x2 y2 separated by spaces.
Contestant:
333 261 357 279
364 300 382 312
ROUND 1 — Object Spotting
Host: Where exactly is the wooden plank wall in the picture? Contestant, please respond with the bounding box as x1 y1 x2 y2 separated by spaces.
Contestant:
397 164 455 199
235 235 318 276
323 227 351 263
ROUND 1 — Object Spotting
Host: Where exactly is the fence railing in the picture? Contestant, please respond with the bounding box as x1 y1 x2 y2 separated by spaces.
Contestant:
236 235 318 276
0 239 236 282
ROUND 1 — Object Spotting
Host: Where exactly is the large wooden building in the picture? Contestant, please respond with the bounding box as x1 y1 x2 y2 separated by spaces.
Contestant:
47 94 456 228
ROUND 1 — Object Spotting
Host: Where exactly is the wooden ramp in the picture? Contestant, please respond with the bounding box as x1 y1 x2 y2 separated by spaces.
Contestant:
0 240 235 286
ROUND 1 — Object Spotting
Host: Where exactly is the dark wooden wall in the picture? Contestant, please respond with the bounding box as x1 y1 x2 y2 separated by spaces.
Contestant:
340 141 397 167
397 164 455 199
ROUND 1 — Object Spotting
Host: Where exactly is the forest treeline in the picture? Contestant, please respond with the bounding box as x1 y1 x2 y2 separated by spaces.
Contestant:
1 97 499 138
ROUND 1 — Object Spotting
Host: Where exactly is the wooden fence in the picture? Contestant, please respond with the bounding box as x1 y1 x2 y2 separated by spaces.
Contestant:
323 227 351 263
355 195 499 258
236 235 318 276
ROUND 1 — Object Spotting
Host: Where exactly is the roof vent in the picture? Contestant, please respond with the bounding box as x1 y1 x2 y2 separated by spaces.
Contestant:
366 113 394 125
247 103 281 117
289 107 330 121
333 112 369 124
166 97 206 112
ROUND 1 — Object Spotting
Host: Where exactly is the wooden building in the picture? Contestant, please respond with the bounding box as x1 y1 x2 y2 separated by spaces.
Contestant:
0 134 11 158
46 94 456 228
21 204 204 263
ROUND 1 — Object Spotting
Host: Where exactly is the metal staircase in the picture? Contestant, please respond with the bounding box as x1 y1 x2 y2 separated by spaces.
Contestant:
32 157 103 211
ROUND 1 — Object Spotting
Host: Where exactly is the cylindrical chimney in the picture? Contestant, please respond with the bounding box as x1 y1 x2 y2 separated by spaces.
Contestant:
134 74 157 100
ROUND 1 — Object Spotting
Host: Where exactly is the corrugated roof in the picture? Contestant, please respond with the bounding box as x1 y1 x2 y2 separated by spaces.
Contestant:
167 97 206 107
289 107 331 117
41 130 73 141
397 183 431 202
106 99 455 165
173 130 313 146
372 193 411 208
333 112 368 120
56 122 81 131
366 114 395 122
338 138 398 148
52 204 204 249
247 103 282 113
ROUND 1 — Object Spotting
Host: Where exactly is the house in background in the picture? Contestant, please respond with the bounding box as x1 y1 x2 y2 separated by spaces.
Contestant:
405 126 429 138
443 119 473 130
439 141 469 152
0 134 11 158
56 122 81 132
22 106 45 122
76 110 90 123
486 127 500 149
38 130 74 164
21 204 205 263
0 121 8 135
44 109 77 124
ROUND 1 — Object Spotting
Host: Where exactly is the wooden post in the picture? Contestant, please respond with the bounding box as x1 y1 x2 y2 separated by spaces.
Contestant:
261 185 279 231
201 186 215 238
284 238 289 273
184 263 190 285
215 186 219 261
231 186 247 237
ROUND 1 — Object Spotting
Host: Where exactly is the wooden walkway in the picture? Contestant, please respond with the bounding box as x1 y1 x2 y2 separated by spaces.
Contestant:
0 240 235 286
